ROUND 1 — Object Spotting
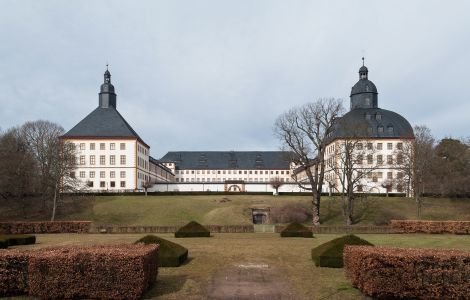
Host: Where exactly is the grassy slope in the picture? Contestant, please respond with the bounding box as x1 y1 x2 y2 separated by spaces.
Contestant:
12 233 470 300
62 195 470 226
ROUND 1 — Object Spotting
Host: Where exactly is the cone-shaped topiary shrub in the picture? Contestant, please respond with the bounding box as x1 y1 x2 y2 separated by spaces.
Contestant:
280 222 313 238
3 235 36 246
175 221 210 238
311 234 373 268
135 235 188 267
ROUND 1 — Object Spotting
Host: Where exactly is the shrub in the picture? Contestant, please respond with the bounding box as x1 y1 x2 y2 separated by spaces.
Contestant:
175 221 210 238
0 221 91 234
0 250 30 296
27 244 158 300
0 238 7 249
280 222 313 238
270 202 311 223
390 220 470 234
0 235 36 246
311 235 373 268
344 245 470 299
135 235 188 267
373 210 406 226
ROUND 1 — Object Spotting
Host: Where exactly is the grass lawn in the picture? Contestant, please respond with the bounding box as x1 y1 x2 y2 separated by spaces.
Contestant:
11 233 470 300
62 195 470 226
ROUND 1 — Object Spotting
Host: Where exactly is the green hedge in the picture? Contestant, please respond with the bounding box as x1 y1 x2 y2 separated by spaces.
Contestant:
135 235 188 267
311 234 373 268
0 238 7 249
280 222 313 238
0 235 36 247
175 221 210 238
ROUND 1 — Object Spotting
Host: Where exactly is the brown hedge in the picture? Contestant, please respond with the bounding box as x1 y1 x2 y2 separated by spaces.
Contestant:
390 220 470 234
0 221 91 234
0 250 30 297
28 244 158 300
344 245 470 299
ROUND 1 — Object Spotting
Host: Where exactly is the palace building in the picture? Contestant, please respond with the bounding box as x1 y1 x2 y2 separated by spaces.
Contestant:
295 62 415 194
62 69 174 192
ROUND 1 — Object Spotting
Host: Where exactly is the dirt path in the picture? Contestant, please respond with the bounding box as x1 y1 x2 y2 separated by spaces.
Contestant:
207 263 296 299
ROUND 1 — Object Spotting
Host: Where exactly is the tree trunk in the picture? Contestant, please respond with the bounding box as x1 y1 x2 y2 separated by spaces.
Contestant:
51 182 57 221
312 192 321 226
145 188 148 196
415 193 421 220
346 186 354 225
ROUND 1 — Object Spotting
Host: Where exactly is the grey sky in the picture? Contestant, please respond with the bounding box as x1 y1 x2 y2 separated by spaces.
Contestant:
1 1 469 157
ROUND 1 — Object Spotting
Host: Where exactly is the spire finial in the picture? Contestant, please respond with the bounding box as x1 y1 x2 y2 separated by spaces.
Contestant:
106 63 109 71
362 57 365 66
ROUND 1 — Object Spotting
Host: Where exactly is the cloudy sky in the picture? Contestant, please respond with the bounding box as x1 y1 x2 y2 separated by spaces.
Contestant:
1 1 469 157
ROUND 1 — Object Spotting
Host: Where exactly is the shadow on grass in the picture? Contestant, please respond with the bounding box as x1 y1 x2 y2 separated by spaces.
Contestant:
144 274 188 299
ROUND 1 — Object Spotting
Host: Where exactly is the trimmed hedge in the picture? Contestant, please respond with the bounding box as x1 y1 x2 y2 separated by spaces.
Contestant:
0 250 30 296
0 221 91 234
175 221 210 238
344 245 470 299
280 222 313 238
135 235 188 267
0 235 36 246
0 238 7 249
311 235 373 268
390 220 470 234
28 244 158 300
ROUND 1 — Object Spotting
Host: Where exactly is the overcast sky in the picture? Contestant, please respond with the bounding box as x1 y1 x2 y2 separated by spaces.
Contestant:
1 1 469 157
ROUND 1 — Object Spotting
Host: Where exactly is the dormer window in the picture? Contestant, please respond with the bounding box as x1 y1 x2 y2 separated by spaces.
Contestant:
387 126 394 134
365 113 371 120
376 113 382 121
378 126 384 133
365 98 371 106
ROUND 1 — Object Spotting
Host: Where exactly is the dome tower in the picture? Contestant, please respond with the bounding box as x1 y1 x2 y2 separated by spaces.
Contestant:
350 58 378 110
99 65 117 108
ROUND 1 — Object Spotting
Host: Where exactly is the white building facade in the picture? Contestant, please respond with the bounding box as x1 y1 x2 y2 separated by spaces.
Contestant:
62 69 173 192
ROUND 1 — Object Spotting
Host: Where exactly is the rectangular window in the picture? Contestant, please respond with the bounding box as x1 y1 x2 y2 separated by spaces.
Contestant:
80 155 85 165
79 171 85 178
70 171 75 178
120 171 126 178
100 143 105 150
80 143 85 150
120 155 126 165
387 143 393 150
387 172 393 179
397 142 403 150
387 155 393 164
367 143 373 150
90 155 95 165
110 171 115 178
90 143 95 150
87 181 94 188
356 154 363 164
377 155 383 165
89 171 95 178
110 181 115 188
100 171 105 178
120 181 126 188
377 143 383 150
367 155 373 164
110 155 115 165
110 143 115 150
397 154 404 164
100 155 105 165
100 181 105 188
356 143 363 150
120 143 126 150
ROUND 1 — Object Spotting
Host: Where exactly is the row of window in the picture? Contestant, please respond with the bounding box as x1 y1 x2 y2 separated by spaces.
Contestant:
137 144 148 156
76 142 127 151
175 177 290 183
137 156 148 170
356 142 403 151
86 181 126 188
175 170 290 175
326 154 404 167
77 155 127 166
71 171 127 179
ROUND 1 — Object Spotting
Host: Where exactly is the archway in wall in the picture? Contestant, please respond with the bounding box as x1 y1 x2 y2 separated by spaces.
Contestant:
224 180 245 192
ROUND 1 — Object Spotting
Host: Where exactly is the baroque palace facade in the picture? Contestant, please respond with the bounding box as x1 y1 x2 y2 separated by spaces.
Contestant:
295 62 414 194
62 69 174 192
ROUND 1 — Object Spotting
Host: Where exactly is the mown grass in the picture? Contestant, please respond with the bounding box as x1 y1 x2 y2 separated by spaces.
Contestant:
63 195 470 226
11 233 470 300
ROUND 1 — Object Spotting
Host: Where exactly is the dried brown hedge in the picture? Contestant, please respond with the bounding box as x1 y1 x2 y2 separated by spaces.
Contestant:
344 245 470 299
0 250 30 297
28 244 158 300
390 220 470 234
0 221 91 234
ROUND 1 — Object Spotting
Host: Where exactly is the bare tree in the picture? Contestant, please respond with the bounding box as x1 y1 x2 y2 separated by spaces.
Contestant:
328 135 380 225
381 179 393 197
396 125 434 219
141 180 155 196
20 120 80 221
274 98 344 226
269 177 284 195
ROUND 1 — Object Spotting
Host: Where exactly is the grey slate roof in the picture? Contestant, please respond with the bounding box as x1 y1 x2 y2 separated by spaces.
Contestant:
351 79 378 95
63 107 143 141
160 151 293 170
332 108 414 139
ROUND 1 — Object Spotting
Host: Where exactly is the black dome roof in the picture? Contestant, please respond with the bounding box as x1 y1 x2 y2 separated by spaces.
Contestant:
332 108 414 139
351 79 378 96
